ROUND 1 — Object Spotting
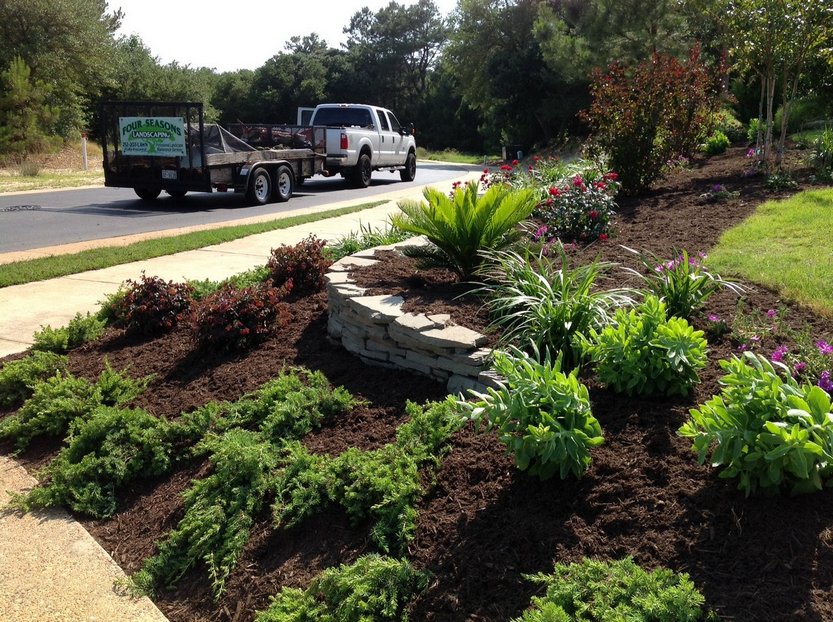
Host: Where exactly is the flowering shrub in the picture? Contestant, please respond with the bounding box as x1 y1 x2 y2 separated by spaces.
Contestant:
679 352 833 496
192 281 292 351
114 273 194 335
266 235 331 296
582 46 723 195
533 172 618 243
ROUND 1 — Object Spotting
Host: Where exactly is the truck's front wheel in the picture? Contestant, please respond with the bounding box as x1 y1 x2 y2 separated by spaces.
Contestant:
400 151 416 182
274 165 294 202
135 188 161 201
247 168 272 205
348 153 372 188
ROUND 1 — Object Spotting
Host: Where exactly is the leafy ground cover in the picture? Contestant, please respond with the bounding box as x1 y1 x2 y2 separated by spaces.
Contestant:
2 146 833 621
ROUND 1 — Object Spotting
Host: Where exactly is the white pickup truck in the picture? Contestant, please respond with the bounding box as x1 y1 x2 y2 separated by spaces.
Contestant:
300 103 417 188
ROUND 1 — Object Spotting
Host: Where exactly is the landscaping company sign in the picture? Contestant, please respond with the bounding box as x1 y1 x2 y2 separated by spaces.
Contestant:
119 116 186 156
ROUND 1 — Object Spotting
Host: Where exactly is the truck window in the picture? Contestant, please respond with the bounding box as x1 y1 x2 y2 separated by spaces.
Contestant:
376 109 390 131
387 112 401 133
313 107 374 128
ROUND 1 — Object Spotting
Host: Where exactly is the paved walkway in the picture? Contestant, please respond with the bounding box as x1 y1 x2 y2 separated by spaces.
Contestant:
0 169 479 621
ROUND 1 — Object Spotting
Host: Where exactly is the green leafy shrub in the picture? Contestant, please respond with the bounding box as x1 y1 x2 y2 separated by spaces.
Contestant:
711 107 746 143
514 557 715 622
191 281 292 351
747 117 760 145
255 555 428 622
114 273 194 335
582 47 722 195
266 234 332 295
32 312 106 352
623 247 744 319
273 399 461 553
0 351 67 408
478 247 635 370
461 346 603 480
323 222 413 261
132 429 282 599
391 180 538 279
766 171 799 191
13 406 172 518
533 171 618 243
580 295 708 396
700 130 730 155
0 362 150 451
809 127 833 179
679 351 833 496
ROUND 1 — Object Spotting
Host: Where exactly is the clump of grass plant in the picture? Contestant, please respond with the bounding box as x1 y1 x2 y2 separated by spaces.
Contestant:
255 554 428 622
391 181 537 279
514 557 716 622
323 222 413 261
0 351 67 408
32 312 106 353
477 245 635 371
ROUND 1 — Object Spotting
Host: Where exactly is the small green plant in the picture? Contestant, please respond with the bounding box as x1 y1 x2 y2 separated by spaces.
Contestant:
766 171 799 191
266 234 332 295
0 362 149 451
623 247 744 319
113 273 194 335
191 281 292 351
514 557 715 622
32 312 106 353
477 246 635 370
255 555 428 622
12 406 172 518
700 129 730 155
679 351 833 496
323 222 413 261
579 295 709 396
0 351 67 408
391 180 537 279
273 399 461 553
131 428 282 599
460 345 603 480
747 117 761 145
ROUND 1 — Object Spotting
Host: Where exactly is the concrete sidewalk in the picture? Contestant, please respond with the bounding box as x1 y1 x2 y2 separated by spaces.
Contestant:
0 170 479 621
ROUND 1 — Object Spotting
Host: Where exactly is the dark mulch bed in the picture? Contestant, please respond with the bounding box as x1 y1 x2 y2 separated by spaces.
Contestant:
3 146 833 621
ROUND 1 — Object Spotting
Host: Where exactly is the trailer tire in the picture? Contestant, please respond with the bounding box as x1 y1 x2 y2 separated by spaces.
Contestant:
274 165 294 202
400 151 416 182
135 188 161 201
348 153 372 188
166 190 187 199
247 168 272 205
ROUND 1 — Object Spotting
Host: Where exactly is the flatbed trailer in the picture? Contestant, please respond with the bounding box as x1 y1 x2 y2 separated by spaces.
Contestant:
100 101 326 205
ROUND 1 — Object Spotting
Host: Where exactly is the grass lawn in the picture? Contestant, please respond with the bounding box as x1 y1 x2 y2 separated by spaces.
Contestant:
707 188 833 315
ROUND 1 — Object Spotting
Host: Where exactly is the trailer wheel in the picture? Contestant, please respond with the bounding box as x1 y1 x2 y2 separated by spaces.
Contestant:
274 165 294 202
247 168 272 205
135 188 161 201
348 153 372 188
400 151 416 182
166 190 187 199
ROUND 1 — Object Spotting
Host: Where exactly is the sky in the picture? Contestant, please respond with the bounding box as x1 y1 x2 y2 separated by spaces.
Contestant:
114 0 459 73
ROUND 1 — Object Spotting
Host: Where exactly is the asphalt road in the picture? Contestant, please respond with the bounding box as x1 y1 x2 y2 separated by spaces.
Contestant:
0 161 480 254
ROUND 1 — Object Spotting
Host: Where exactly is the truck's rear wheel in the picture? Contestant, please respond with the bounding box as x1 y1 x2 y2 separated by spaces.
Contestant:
274 165 294 202
247 168 272 205
400 151 416 182
348 153 372 188
135 188 161 201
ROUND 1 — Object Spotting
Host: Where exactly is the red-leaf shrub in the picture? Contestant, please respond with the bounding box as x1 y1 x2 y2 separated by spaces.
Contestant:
266 235 332 296
581 46 723 195
115 273 194 335
191 280 292 350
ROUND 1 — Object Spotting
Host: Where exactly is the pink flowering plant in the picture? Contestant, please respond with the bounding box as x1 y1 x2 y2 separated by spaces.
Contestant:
533 172 618 243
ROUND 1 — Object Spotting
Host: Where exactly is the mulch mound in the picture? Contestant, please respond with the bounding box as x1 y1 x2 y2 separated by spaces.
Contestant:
3 147 833 621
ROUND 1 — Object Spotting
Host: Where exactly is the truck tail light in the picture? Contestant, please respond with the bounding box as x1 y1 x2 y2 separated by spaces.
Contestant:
340 132 348 150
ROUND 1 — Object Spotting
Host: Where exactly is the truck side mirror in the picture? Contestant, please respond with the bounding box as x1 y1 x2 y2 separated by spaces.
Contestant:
401 123 415 136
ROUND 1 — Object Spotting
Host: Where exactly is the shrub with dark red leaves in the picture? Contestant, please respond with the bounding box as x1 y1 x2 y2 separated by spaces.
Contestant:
115 273 194 335
266 234 332 296
191 280 293 350
581 46 723 195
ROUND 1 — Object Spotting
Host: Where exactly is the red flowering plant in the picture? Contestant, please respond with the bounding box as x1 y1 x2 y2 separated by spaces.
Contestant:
191 280 293 351
532 171 619 243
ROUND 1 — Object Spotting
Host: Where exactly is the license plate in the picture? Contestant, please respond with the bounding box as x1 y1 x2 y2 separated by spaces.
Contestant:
162 169 177 180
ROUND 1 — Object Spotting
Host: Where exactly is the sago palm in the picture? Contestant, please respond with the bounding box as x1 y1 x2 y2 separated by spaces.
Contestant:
390 181 537 279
